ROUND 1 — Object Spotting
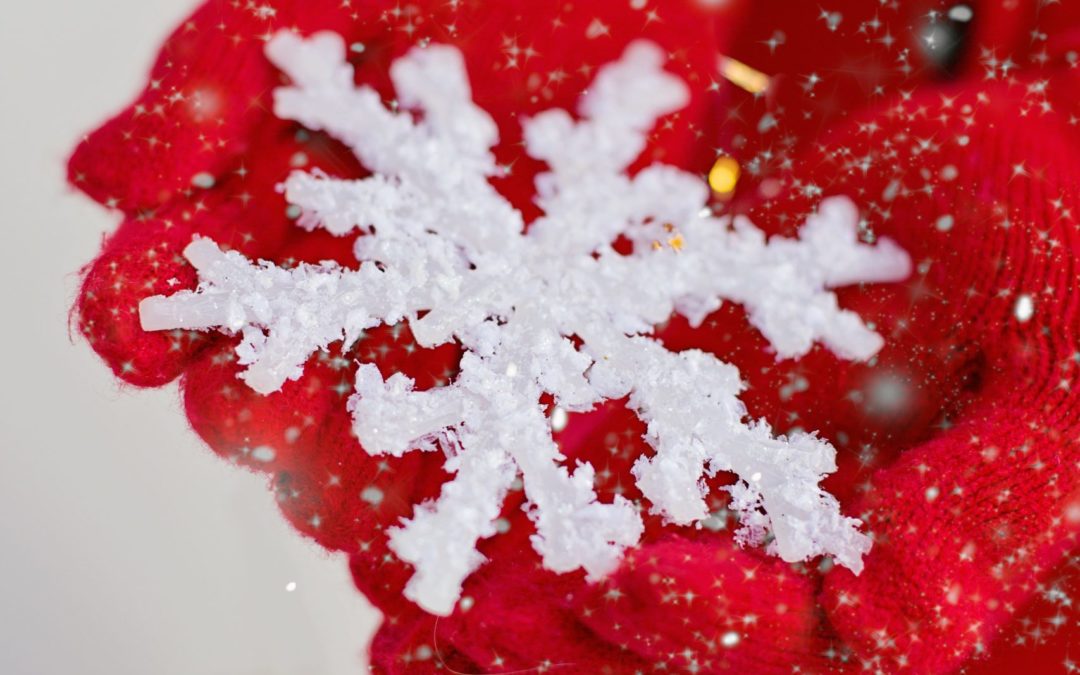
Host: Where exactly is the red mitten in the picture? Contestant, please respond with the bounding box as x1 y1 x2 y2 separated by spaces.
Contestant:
72 0 1080 672
574 537 836 674
70 0 752 666
785 70 1080 671
708 1 1080 669
549 1 1080 671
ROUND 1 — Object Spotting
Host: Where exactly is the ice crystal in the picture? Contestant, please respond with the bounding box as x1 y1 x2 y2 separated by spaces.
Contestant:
140 31 911 615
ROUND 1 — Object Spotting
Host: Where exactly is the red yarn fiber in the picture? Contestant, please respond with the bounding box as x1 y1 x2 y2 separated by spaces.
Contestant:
70 1 1080 672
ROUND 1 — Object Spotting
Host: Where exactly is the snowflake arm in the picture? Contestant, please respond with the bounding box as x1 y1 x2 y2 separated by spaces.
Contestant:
266 32 522 258
353 349 641 614
622 341 869 572
138 234 462 394
140 32 911 615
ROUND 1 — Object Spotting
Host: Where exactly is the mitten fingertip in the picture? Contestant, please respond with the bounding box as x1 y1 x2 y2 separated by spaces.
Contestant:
75 242 207 387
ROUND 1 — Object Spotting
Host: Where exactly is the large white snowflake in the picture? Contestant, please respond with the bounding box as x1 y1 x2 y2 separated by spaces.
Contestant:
140 31 911 615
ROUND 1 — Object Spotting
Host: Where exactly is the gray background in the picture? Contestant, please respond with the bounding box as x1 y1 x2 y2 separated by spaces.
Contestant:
0 1 380 672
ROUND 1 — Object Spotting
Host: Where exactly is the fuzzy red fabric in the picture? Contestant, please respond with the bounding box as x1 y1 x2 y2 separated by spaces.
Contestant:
70 1 1080 672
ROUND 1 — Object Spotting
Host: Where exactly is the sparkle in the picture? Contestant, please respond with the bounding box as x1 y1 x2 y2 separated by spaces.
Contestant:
707 156 740 195
718 56 770 95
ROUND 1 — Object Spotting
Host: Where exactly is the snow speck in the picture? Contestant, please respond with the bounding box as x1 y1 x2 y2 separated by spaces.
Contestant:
251 446 276 462
1014 294 1034 323
550 407 569 432
191 172 216 189
948 4 974 23
360 485 384 506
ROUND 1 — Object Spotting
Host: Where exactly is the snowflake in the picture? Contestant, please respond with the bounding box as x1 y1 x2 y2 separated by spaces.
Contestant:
139 31 911 615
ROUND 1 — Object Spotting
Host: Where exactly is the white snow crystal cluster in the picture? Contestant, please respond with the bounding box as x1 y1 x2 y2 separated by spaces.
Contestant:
140 31 911 615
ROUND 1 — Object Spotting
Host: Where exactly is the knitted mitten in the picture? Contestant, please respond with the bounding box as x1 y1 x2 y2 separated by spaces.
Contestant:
69 0 1079 673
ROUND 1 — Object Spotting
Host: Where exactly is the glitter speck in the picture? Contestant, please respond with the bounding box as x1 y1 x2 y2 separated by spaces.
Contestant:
285 581 297 592
717 56 771 95
708 156 741 195
721 631 741 648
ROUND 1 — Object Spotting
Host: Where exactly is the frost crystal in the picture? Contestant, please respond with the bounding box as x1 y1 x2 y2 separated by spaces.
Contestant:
140 31 911 615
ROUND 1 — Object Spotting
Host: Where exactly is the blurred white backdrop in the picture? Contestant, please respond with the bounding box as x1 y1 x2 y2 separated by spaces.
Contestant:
0 2 379 673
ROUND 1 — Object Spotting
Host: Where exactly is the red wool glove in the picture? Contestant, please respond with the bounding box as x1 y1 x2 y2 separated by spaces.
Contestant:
70 1 1079 673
